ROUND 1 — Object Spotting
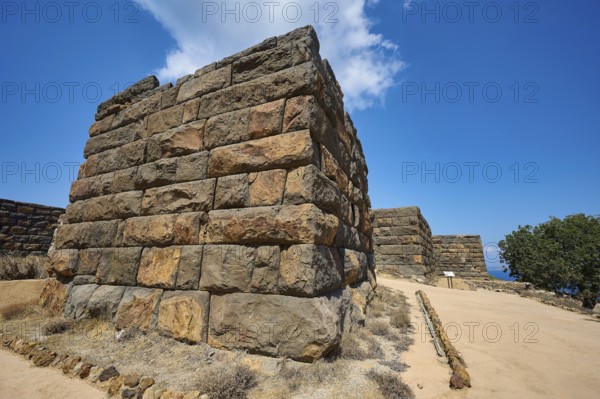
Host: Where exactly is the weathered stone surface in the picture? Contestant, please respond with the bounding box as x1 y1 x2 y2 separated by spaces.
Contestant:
142 180 215 215
206 204 339 245
95 247 142 286
48 249 78 277
279 245 343 297
175 245 203 290
64 284 98 319
284 165 340 215
157 291 210 343
86 285 126 319
340 249 368 286
248 169 286 207
248 99 285 139
214 174 249 209
146 121 205 161
39 278 68 314
200 245 279 293
208 130 317 177
121 215 177 247
115 287 162 331
98 365 120 382
208 292 341 362
175 152 209 182
198 62 321 120
147 105 185 136
69 173 114 202
64 191 143 223
97 76 159 120
77 248 103 275
81 140 145 177
137 247 182 288
177 65 232 103
135 159 178 190
84 121 144 158
54 221 118 250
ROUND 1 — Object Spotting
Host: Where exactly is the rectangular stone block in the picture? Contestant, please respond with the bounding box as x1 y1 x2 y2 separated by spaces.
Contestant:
158 291 210 344
214 174 249 209
279 245 343 297
207 130 318 178
83 121 144 158
86 285 126 319
176 65 232 103
198 62 321 119
175 152 209 183
115 287 162 331
95 247 142 286
340 249 368 286
54 221 118 250
137 246 182 288
176 245 203 290
208 292 341 362
135 158 178 189
141 180 216 215
248 169 286 207
110 93 161 129
206 204 339 245
64 191 143 223
146 105 185 136
283 165 340 215
146 121 205 161
120 214 198 247
200 245 279 294
81 140 145 177
48 249 79 277
78 248 103 276
204 108 250 150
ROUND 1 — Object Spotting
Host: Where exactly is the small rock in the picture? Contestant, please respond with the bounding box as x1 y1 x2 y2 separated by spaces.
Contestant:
108 376 125 397
139 376 155 392
99 365 120 382
88 366 103 383
79 363 94 379
417 384 423 389
121 387 139 399
124 373 141 387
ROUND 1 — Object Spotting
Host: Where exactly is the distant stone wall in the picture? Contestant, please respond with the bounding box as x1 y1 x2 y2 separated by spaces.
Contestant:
48 26 375 362
372 207 434 278
0 199 64 255
433 235 488 278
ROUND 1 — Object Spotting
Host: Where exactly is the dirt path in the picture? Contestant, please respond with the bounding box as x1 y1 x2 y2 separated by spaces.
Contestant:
0 348 105 399
381 277 600 399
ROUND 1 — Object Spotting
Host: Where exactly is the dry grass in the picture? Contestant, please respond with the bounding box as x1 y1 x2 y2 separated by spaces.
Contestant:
0 253 48 280
196 364 257 399
367 369 414 399
277 360 339 393
42 320 74 335
0 302 42 320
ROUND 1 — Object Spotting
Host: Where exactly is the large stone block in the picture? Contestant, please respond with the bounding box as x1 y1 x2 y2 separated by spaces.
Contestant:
176 65 232 103
115 287 162 331
214 174 249 209
64 284 98 319
207 130 317 177
279 245 343 297
208 292 341 362
137 247 182 288
49 249 79 277
248 169 286 207
175 245 203 290
86 285 126 319
157 291 210 344
200 245 279 293
283 165 340 215
64 191 143 223
95 247 142 286
206 204 339 245
146 121 205 161
141 180 215 215
53 221 118 250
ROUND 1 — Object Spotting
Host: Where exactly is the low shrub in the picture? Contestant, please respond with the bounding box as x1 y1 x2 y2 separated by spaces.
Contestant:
367 369 414 399
197 364 257 399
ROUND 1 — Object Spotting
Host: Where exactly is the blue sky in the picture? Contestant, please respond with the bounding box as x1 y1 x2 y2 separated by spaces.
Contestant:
1 0 599 276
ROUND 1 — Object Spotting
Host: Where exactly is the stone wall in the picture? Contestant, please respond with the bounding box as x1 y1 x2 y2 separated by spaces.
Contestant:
372 207 434 278
0 199 64 255
48 26 375 362
433 235 488 278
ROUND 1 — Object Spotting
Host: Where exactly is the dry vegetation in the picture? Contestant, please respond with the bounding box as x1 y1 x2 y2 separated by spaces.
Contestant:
1 285 416 399
0 253 48 280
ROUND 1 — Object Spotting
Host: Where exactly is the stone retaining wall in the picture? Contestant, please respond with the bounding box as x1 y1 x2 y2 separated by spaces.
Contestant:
372 207 434 278
0 199 64 255
432 235 488 278
48 26 375 362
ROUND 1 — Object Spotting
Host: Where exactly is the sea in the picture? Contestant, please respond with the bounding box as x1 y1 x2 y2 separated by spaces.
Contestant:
487 268 516 281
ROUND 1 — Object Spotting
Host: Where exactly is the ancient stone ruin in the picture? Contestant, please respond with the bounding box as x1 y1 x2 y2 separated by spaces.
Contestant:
373 207 488 279
0 199 64 255
433 235 487 278
372 207 434 278
47 26 375 362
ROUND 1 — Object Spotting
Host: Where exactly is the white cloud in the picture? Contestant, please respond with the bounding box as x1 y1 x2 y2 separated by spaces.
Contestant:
134 0 404 110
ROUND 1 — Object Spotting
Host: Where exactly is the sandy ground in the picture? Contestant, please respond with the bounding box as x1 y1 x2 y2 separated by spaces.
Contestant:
0 279 46 314
0 349 105 399
380 277 600 399
0 280 105 399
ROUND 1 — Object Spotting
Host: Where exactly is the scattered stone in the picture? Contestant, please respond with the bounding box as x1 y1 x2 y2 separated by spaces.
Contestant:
99 365 120 382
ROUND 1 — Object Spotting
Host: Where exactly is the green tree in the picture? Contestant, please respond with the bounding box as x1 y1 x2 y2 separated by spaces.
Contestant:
499 214 600 309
